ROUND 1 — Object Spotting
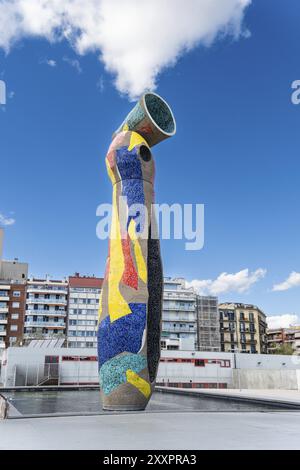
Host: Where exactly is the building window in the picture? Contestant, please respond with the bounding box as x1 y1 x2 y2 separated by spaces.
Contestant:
13 291 21 297
11 313 19 320
10 325 18 332
195 359 205 367
12 302 20 308
228 311 235 321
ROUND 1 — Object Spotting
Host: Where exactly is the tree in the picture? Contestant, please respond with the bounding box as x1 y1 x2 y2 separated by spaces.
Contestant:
271 343 294 355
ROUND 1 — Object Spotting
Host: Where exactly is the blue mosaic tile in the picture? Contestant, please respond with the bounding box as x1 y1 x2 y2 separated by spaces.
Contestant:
126 103 146 130
99 353 147 395
116 146 142 180
98 303 146 368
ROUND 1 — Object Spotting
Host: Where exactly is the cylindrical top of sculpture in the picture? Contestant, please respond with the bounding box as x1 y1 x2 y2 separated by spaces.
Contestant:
98 92 176 411
114 92 176 147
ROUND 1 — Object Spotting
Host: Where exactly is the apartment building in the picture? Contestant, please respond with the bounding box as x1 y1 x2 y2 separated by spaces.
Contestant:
196 296 220 352
67 274 103 348
162 278 197 349
0 229 28 349
6 283 27 347
219 303 268 354
24 278 68 342
0 283 10 350
267 326 300 354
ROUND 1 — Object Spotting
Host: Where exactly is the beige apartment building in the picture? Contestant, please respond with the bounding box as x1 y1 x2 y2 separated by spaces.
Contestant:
219 303 268 354
267 326 300 354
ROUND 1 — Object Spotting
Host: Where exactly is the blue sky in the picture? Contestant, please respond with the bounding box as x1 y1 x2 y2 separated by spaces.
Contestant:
0 0 299 321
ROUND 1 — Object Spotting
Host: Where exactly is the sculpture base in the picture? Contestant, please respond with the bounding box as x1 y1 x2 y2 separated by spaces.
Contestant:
103 404 147 412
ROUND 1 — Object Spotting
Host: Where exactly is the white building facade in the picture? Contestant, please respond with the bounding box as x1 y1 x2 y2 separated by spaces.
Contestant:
162 278 197 349
66 275 103 349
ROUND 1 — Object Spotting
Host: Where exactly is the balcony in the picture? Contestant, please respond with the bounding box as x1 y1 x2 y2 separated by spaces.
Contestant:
25 321 65 328
163 306 195 312
0 296 9 302
162 317 195 323
23 332 65 340
162 327 196 334
0 318 8 325
0 307 8 314
267 337 282 343
242 339 257 345
0 330 7 336
27 287 67 294
27 298 67 305
26 309 66 317
164 293 195 301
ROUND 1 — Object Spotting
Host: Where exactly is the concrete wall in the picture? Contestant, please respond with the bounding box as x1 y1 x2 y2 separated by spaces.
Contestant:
0 395 8 419
235 353 300 370
297 371 300 390
2 347 300 389
233 369 300 390
0 347 99 386
0 260 28 283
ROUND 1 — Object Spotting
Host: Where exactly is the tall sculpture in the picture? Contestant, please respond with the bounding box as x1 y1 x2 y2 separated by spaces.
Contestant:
98 92 176 410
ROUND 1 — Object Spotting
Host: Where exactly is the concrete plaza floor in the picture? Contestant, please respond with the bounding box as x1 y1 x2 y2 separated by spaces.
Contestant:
159 388 300 407
1 389 300 449
1 411 300 450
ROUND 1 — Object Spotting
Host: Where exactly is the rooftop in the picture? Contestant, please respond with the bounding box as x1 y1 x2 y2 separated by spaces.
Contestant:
69 274 103 288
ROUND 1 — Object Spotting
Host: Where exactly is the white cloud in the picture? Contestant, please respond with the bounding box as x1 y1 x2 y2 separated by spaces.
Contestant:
273 272 300 292
96 76 105 93
63 56 82 73
0 212 15 226
46 59 56 67
39 58 57 67
267 314 300 330
0 0 251 99
187 268 266 296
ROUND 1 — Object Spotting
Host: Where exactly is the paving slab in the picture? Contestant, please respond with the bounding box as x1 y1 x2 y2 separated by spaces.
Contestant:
158 388 300 406
1 411 300 450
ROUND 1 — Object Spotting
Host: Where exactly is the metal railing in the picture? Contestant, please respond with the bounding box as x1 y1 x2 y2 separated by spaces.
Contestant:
9 363 99 387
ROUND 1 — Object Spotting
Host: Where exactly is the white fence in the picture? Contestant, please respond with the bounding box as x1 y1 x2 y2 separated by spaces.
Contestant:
8 362 99 387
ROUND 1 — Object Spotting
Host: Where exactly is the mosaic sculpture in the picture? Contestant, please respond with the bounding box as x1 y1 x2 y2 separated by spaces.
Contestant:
98 93 176 410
